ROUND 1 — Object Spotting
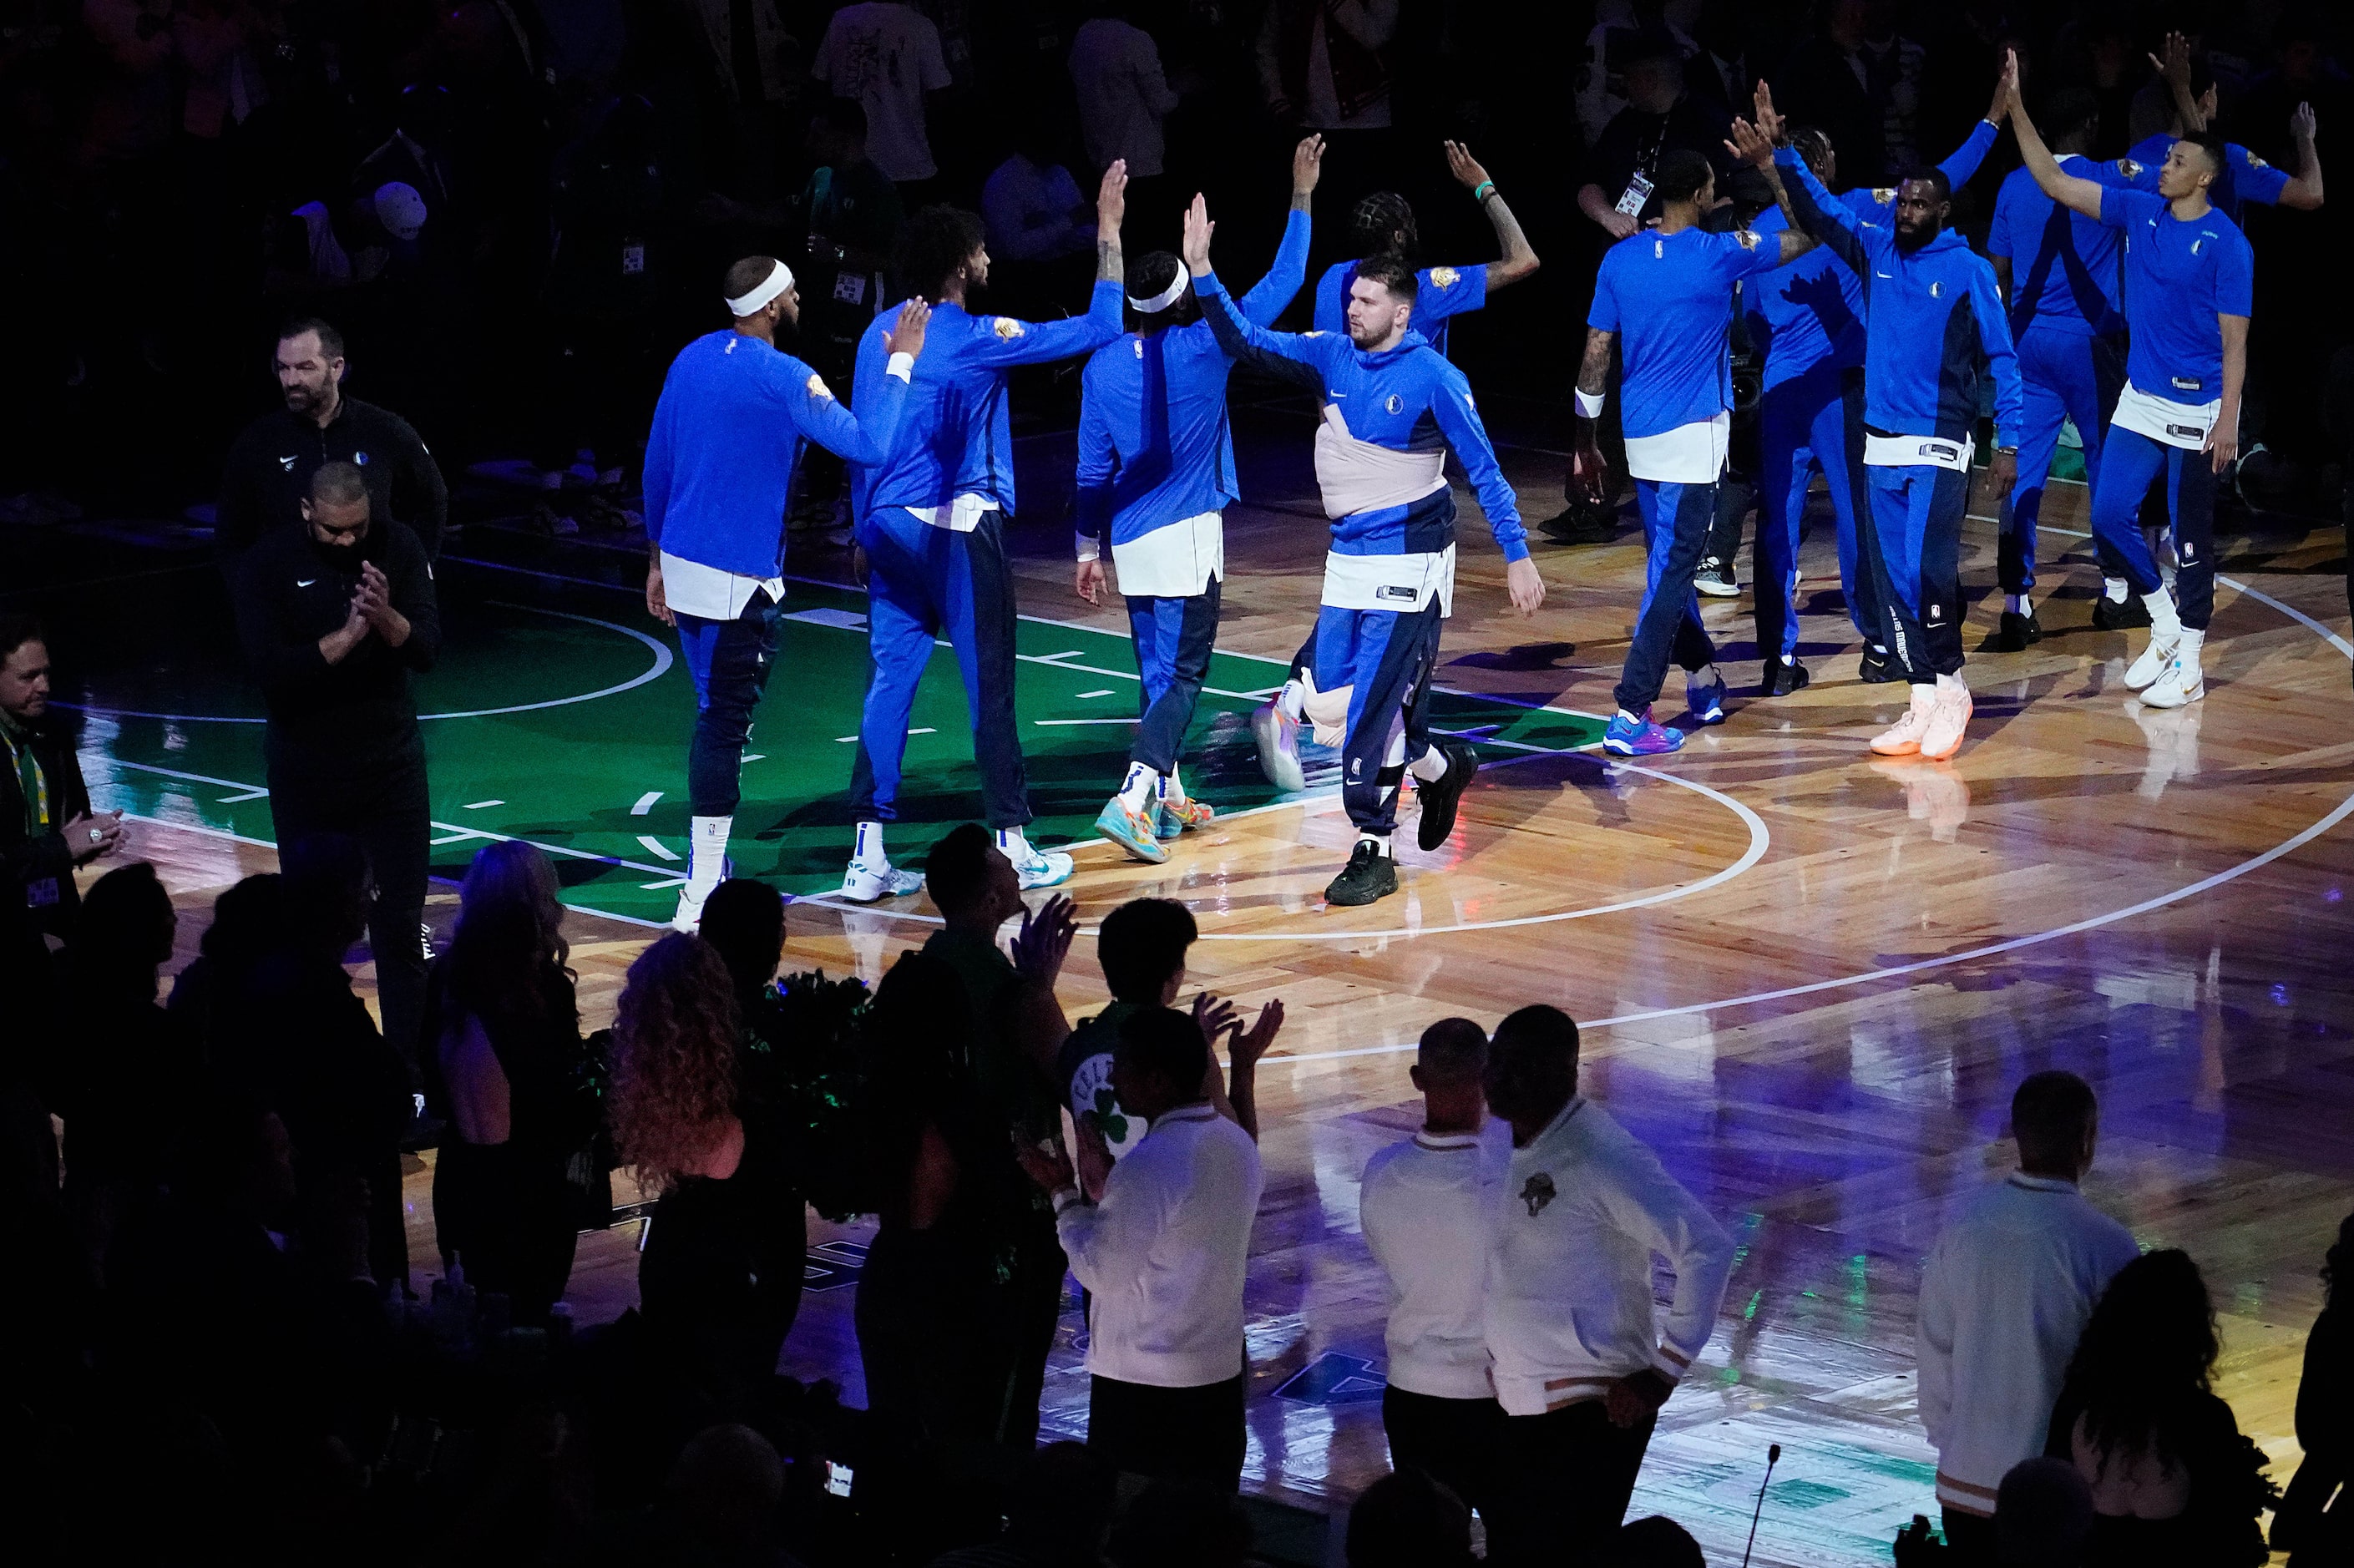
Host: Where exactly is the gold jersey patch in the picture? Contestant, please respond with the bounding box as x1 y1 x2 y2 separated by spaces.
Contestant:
1871 186 1896 205
993 316 1025 339
806 373 833 401
1429 265 1460 288
2245 153 2270 170
1737 229 1761 250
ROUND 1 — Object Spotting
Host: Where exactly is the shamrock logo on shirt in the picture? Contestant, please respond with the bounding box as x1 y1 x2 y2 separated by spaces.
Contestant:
1086 1088 1130 1148
1520 1171 1557 1217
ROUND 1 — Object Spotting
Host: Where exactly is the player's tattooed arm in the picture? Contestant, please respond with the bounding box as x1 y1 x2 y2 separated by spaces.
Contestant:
1576 326 1614 403
1096 159 1127 283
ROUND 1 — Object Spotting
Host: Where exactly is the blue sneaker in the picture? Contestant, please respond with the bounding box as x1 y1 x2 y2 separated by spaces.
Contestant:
1094 798 1170 863
1685 672 1728 726
1603 706 1685 756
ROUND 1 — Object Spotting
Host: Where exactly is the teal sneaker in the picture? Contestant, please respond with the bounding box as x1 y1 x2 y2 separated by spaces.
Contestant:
1094 798 1170 863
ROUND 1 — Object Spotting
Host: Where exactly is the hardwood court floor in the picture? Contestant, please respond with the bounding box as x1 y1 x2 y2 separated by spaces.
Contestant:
119 459 2354 1566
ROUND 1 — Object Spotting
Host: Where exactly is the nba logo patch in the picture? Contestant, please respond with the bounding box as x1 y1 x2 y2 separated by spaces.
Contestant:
1348 758 1362 781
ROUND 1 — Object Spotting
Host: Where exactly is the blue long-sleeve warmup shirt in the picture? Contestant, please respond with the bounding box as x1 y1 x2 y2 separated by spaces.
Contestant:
853 281 1125 520
1313 259 1490 357
1196 268 1526 615
1076 209 1311 555
1987 153 2126 338
2111 134 2292 225
1747 119 1998 392
643 330 909 577
1777 146 2024 449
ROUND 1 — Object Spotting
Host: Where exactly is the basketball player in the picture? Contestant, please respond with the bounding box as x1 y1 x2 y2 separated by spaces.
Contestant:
2007 55 2250 710
838 164 1129 902
1571 133 1820 757
1187 197 1544 908
641 258 930 930
1312 141 1541 359
1076 137 1323 863
1770 84 2022 761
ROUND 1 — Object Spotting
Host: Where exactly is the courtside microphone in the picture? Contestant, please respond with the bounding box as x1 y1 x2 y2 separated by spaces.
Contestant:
1739 1444 1782 1568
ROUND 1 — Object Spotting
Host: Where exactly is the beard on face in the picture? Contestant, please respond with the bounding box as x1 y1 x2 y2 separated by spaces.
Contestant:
284 380 327 414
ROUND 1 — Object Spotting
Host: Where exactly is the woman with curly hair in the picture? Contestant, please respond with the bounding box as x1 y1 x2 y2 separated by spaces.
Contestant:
422 839 586 1322
612 931 802 1399
2044 1247 2276 1565
2275 1211 2353 1565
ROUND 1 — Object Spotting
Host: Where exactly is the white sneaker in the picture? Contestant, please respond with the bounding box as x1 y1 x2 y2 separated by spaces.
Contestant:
671 886 710 932
840 859 924 903
1918 680 1974 762
2139 650 2205 710
1251 700 1307 792
2124 634 2179 690
1869 685 1937 756
1006 843 1075 891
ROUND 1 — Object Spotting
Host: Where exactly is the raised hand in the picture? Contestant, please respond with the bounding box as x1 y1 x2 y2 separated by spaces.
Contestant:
1753 78 1780 129
1192 989 1243 1048
1230 998 1286 1071
2000 48 2021 119
1182 192 1215 276
2150 29 2192 92
1725 117 1776 170
1444 139 1491 191
1013 1132 1076 1195
1012 893 1078 984
883 296 930 358
2292 102 2318 143
1096 159 1128 232
1293 134 1326 196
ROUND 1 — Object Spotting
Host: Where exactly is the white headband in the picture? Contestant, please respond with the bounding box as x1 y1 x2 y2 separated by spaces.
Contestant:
726 260 794 318
1127 271 1190 314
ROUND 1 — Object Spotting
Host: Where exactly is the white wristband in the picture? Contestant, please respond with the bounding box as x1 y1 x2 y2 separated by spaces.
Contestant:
1575 388 1607 419
1075 531 1101 564
885 351 915 382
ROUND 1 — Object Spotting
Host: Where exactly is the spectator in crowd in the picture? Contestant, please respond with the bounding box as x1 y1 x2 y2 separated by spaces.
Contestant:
1359 1017 1507 1527
696 876 806 1338
1258 0 1398 136
2044 1248 2276 1566
1683 0 1756 126
165 872 287 1066
2273 1210 2352 1565
1603 1515 1708 1566
812 0 954 192
1860 0 1931 174
230 458 440 1088
981 111 1099 318
919 824 1080 1449
1070 3 1182 236
1578 41 1732 238
2 615 123 984
802 97 908 274
1774 0 1888 193
612 932 802 1405
1917 1070 2141 1561
1480 1003 1735 1565
421 840 587 1324
1345 1467 1476 1568
1021 1006 1263 1490
233 832 414 1288
51 860 187 1273
215 318 449 559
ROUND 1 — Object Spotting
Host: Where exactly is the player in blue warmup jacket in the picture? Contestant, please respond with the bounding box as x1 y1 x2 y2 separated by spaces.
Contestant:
837 164 1130 903
1744 78 2006 695
1573 134 1820 758
1187 200 1545 908
2116 34 2323 225
1984 87 2133 653
1772 87 2023 765
642 258 929 931
2010 60 2252 712
1310 140 1541 361
1075 138 1324 864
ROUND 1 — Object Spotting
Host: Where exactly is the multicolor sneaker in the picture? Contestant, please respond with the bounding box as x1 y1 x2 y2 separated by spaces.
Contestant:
1603 707 1684 756
1684 672 1728 726
1006 842 1076 891
1155 793 1215 840
1250 701 1307 792
1917 680 1974 762
1869 685 1937 756
840 858 924 903
1095 798 1171 863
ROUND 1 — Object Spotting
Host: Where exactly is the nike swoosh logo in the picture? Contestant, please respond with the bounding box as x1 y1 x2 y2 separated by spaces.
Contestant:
296 579 316 588
1876 272 1893 279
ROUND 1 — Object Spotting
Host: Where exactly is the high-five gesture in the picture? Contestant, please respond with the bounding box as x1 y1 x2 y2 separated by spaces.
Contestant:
1096 159 1128 235
1725 117 1777 170
882 296 930 358
1444 139 1492 191
1292 134 1326 204
1182 192 1215 278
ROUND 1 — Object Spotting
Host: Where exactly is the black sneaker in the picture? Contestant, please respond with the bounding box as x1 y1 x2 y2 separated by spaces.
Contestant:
1858 646 1903 684
1414 740 1480 852
2091 594 2150 630
1538 504 1616 545
1760 657 1811 695
1987 608 2043 652
1325 840 1399 907
1694 556 1739 597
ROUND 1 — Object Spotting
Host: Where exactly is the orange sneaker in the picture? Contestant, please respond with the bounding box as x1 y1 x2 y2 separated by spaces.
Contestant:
1869 685 1937 756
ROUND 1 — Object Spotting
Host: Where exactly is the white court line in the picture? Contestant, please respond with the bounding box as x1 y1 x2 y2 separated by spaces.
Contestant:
630 791 662 816
1077 689 1116 699
635 834 681 862
1035 717 1139 726
463 799 504 809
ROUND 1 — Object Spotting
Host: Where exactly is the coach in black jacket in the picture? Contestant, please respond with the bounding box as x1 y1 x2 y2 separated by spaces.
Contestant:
231 461 441 1082
217 317 448 559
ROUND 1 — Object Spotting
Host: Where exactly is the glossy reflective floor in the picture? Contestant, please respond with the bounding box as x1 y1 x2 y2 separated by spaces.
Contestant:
118 445 2354 1567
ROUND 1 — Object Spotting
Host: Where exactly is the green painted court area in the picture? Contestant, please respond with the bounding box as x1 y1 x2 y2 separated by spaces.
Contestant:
78 569 1604 925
